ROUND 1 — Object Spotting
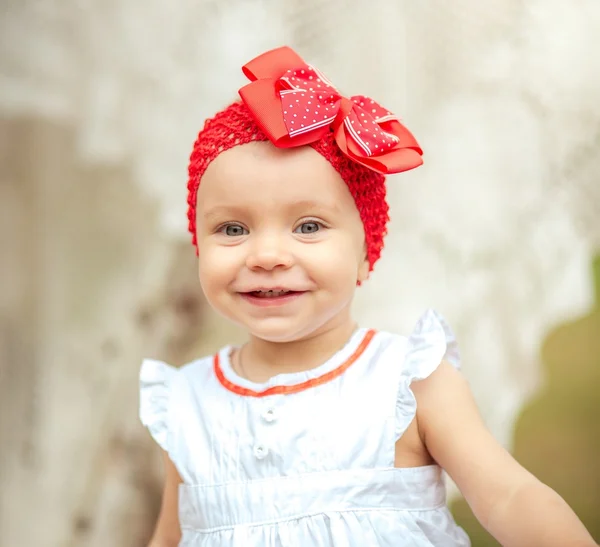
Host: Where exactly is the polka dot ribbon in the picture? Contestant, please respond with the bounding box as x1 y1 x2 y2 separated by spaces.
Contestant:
239 46 423 175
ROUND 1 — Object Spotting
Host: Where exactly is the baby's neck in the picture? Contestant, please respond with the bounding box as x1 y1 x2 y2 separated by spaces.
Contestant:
237 320 359 383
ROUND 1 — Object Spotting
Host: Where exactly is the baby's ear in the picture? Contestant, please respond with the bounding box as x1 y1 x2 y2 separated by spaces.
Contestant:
357 254 370 284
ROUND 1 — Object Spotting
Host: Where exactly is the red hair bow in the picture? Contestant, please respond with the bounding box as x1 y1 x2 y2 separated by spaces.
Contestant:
238 46 423 175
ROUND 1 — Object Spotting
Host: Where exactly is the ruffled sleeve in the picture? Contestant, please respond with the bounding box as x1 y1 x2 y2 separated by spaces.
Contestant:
139 358 178 452
394 309 460 440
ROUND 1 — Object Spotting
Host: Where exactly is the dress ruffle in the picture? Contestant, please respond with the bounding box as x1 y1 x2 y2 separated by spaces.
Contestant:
139 358 178 452
395 309 460 440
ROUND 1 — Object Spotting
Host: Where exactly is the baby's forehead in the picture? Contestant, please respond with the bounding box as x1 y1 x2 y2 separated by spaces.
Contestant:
198 142 353 207
209 140 329 174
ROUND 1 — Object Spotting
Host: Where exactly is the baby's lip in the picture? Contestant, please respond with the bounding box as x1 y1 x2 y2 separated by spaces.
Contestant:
239 287 305 293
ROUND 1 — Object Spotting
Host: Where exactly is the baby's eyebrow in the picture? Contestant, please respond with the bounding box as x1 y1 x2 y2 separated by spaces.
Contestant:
287 199 341 214
202 200 340 222
202 205 247 221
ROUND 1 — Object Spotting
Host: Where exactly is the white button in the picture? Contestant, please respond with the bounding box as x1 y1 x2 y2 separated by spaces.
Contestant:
253 444 268 460
262 408 276 423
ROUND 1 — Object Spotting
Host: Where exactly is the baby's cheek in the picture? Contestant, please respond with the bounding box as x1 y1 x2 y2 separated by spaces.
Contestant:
197 246 232 286
313 239 361 281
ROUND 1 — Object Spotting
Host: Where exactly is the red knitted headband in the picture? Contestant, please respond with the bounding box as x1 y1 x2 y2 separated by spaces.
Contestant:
187 47 423 271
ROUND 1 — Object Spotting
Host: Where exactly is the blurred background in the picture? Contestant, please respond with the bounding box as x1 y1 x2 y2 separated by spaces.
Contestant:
1 1 599 545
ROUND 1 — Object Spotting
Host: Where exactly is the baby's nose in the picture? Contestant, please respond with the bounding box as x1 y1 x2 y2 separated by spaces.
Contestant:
245 235 294 271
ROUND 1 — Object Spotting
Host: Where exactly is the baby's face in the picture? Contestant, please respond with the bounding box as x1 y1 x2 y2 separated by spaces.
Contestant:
195 141 369 343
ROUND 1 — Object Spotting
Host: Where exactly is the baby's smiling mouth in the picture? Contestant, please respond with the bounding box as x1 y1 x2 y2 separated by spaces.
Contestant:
250 289 292 298
246 288 311 298
238 288 307 301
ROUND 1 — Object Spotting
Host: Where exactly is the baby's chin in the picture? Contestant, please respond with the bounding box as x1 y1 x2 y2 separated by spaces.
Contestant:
237 317 320 345
246 325 314 345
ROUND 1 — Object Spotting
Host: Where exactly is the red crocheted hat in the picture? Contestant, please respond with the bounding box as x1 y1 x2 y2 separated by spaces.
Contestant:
186 47 423 272
187 101 389 270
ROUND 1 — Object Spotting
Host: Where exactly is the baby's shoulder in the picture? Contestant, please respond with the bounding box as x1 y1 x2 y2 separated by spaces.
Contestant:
139 346 231 449
366 309 460 372
178 352 216 380
140 345 230 401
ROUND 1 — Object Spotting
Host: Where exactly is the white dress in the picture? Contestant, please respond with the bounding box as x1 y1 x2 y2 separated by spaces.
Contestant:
140 309 471 546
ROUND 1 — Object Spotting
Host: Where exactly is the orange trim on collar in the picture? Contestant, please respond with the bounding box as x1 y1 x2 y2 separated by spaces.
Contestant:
214 329 376 397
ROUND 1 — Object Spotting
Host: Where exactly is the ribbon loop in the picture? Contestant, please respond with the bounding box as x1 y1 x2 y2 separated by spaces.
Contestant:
238 47 423 175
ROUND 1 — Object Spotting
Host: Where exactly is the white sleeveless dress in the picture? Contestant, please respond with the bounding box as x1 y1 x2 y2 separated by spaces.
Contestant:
140 309 471 546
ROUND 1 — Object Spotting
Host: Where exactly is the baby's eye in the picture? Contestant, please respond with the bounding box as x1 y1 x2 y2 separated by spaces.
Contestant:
220 224 248 236
294 221 322 234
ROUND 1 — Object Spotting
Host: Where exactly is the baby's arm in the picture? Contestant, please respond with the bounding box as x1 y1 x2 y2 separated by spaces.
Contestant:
147 451 182 547
412 360 597 547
